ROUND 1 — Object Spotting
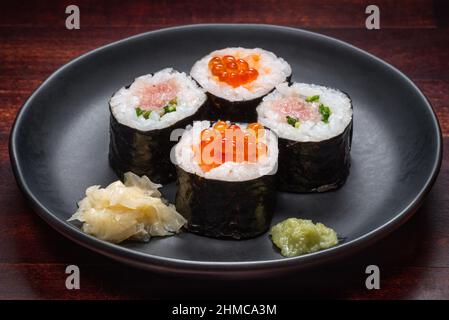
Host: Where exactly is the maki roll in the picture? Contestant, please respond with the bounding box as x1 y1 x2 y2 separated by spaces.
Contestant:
174 120 278 239
257 82 353 193
109 68 207 184
190 48 291 123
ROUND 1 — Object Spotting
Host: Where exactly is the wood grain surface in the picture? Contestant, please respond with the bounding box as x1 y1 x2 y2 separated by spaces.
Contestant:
0 0 448 300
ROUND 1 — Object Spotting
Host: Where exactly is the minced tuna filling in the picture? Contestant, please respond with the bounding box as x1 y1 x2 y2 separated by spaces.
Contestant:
271 96 321 123
130 78 178 110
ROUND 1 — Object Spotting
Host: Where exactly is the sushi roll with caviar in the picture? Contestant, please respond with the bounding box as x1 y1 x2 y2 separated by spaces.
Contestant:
109 68 207 184
174 120 278 239
257 82 353 193
190 48 291 123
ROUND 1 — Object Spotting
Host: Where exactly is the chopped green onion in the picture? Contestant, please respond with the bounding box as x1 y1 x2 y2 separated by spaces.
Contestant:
168 98 177 106
135 107 143 117
162 98 177 115
319 104 331 123
142 110 152 119
135 107 152 119
286 115 300 128
163 105 176 114
306 95 320 103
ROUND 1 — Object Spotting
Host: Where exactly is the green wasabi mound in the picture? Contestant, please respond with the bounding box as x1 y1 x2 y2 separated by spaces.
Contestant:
270 218 338 257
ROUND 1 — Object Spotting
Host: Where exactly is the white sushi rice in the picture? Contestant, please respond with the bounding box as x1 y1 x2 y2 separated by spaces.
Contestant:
174 121 278 182
190 47 291 102
110 68 206 131
257 83 353 142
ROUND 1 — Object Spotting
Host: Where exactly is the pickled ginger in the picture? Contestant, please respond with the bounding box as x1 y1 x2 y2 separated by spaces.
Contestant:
68 172 186 243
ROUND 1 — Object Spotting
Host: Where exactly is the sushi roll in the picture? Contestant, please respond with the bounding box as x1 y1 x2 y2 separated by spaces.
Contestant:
190 48 291 123
109 68 207 184
174 120 278 239
257 82 353 193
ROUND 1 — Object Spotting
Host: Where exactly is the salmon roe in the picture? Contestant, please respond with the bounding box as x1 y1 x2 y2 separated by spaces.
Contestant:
198 121 267 172
208 55 259 87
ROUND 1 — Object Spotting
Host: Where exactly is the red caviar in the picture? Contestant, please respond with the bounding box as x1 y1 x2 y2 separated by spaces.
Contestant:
208 55 259 87
198 122 267 172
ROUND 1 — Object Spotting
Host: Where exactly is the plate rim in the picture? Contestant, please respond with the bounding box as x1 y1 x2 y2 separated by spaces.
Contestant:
9 23 443 275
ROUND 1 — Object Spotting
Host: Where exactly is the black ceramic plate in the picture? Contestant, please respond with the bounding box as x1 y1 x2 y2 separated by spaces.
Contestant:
10 24 442 276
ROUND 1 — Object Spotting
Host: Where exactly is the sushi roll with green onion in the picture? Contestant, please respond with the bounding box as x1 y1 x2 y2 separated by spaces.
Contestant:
174 120 278 239
190 48 291 123
109 68 207 184
257 82 353 193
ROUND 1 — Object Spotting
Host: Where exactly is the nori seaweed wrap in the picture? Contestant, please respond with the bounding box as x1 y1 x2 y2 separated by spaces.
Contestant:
109 109 206 184
176 168 276 238
277 123 352 192
109 68 207 184
203 93 263 123
174 120 279 239
257 82 353 193
190 47 292 123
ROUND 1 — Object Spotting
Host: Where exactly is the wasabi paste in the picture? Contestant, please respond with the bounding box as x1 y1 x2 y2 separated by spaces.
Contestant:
270 218 338 257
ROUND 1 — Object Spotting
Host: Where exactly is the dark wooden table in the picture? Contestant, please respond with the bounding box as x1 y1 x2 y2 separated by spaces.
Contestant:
0 0 448 300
